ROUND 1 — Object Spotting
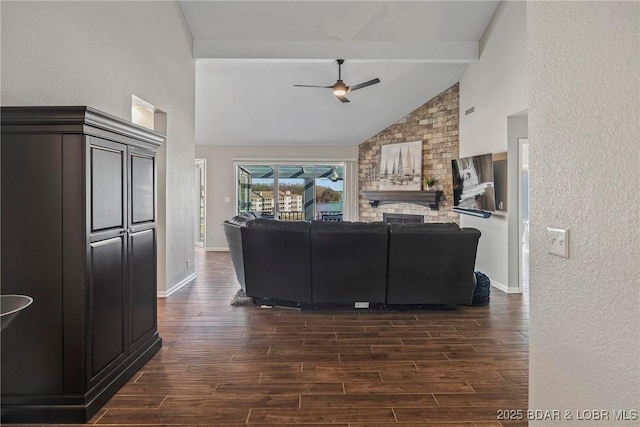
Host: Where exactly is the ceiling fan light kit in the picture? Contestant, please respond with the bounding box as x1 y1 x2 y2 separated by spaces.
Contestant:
294 59 380 103
332 81 347 96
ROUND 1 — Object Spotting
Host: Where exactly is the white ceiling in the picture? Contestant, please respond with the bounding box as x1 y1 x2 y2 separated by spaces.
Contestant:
180 1 500 146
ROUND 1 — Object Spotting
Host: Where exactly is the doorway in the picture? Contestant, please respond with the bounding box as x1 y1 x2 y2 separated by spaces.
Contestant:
195 159 206 248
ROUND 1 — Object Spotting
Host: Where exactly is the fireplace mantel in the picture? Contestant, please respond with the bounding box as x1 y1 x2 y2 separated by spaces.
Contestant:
362 190 443 210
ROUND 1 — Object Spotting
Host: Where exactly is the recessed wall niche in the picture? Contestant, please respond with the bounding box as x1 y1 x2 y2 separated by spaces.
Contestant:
359 83 460 223
131 95 167 135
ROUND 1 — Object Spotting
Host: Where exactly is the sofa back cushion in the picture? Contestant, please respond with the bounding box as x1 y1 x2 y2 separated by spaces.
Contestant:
310 221 389 303
241 219 312 303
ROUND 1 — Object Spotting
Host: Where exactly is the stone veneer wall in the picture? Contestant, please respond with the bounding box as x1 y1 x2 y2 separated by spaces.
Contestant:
359 83 460 223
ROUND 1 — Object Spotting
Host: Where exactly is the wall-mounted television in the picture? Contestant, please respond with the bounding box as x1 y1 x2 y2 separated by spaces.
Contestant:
451 153 496 217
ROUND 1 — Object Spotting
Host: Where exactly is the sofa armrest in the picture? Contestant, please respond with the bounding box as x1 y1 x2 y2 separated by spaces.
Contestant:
387 226 481 305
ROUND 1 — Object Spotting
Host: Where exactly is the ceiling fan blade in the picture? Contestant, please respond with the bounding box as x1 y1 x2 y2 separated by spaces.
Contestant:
349 78 381 92
336 95 350 103
293 84 333 88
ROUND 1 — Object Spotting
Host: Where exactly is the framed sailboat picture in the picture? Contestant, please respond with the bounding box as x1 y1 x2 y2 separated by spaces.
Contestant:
379 140 422 191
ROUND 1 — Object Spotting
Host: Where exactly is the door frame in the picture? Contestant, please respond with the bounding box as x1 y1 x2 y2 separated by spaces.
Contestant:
195 158 206 248
518 138 529 293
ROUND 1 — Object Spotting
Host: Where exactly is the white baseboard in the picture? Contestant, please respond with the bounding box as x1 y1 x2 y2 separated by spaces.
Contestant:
205 246 229 252
490 279 521 294
158 272 197 298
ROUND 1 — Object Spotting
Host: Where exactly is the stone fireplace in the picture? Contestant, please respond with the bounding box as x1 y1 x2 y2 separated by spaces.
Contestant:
358 83 460 224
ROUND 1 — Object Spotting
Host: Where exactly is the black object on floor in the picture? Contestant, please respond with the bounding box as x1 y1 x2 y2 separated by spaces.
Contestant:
472 271 491 306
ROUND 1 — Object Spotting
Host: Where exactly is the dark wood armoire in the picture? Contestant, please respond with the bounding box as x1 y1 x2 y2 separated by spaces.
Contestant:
1 106 163 423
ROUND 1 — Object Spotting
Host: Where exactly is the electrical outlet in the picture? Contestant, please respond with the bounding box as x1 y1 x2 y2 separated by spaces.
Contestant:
354 302 369 309
224 196 231 203
547 227 569 258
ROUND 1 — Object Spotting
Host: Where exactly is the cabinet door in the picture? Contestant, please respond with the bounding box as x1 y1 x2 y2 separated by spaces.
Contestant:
129 228 157 350
130 151 155 225
89 140 126 233
87 137 128 387
88 236 127 387
128 148 157 350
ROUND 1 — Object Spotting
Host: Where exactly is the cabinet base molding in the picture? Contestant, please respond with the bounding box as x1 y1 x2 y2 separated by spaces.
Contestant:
0 334 161 423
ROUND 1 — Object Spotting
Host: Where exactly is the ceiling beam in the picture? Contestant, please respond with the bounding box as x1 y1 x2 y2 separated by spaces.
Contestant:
193 41 479 63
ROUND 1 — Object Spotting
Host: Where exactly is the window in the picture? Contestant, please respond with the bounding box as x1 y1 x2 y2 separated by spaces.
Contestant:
236 164 344 221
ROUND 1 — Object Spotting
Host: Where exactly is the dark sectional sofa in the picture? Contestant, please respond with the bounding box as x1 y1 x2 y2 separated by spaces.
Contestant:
223 212 481 308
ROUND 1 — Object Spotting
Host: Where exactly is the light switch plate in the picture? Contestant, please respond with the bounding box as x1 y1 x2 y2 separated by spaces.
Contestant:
224 196 231 203
547 227 569 258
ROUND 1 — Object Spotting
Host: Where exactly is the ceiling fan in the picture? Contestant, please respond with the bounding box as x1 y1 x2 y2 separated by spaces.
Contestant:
294 59 381 103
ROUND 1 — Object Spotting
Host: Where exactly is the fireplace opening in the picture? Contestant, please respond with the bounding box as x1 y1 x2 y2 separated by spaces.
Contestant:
383 213 424 224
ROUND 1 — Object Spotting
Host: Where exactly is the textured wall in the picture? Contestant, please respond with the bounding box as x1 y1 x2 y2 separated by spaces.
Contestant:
529 1 640 423
1 1 196 294
358 84 460 223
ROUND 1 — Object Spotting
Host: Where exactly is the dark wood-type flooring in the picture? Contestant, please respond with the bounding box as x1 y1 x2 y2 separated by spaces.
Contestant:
15 250 529 426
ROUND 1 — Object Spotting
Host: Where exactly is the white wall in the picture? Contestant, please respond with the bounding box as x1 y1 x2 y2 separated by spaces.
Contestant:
458 1 527 290
1 1 196 295
529 1 639 423
195 145 358 250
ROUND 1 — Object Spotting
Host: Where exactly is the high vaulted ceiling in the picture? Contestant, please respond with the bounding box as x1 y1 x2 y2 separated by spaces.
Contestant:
179 1 500 146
